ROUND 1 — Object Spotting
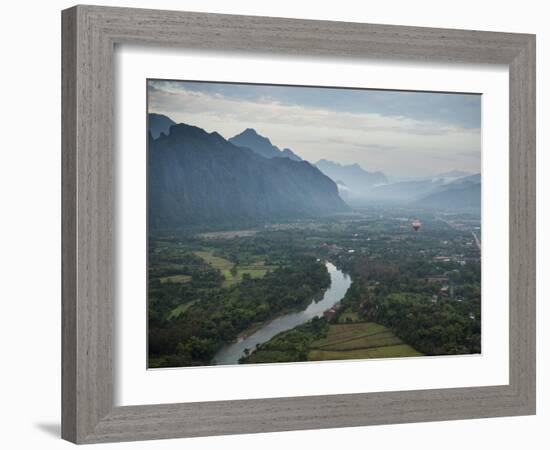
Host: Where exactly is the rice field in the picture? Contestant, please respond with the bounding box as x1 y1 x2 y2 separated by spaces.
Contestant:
308 322 422 361
194 250 275 287
167 300 197 320
159 274 192 284
194 250 234 271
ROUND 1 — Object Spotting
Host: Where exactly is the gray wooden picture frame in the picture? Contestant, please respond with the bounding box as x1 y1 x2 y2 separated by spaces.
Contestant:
61 4 536 444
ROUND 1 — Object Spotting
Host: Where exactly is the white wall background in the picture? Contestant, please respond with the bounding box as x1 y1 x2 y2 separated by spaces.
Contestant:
0 1 546 448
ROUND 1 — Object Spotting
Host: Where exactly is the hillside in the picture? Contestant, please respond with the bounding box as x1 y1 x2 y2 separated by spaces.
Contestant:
148 120 348 228
418 174 481 210
148 113 176 139
229 128 302 161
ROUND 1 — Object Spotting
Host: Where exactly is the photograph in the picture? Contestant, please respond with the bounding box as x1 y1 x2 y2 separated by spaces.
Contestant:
146 79 482 368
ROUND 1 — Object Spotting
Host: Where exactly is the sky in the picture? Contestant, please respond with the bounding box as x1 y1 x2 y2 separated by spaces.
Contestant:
148 79 481 177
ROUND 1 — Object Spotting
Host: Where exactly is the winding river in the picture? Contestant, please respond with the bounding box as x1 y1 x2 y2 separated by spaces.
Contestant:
213 262 352 365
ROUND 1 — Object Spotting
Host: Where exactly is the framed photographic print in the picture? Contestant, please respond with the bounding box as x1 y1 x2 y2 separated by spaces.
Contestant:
62 5 536 444
145 79 482 368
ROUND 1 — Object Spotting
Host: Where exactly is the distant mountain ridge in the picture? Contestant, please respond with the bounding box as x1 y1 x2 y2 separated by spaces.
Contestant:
369 172 481 211
329 167 480 212
436 170 472 179
229 128 302 161
148 118 348 228
418 175 480 210
315 159 388 201
417 181 481 211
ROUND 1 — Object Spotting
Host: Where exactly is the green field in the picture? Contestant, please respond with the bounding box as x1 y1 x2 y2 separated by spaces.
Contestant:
221 267 271 286
194 250 234 270
198 229 258 239
167 300 197 320
159 274 192 284
195 250 274 287
308 322 422 361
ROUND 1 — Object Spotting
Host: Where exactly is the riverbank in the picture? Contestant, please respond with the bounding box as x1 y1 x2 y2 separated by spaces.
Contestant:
213 262 352 365
231 287 328 343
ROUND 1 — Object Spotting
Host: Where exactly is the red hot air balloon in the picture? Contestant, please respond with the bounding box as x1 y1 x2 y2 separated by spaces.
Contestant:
411 219 422 231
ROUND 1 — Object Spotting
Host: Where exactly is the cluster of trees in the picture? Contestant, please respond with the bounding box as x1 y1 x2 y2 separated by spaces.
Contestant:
239 317 329 364
148 255 330 367
334 258 481 355
148 252 224 328
376 293 479 354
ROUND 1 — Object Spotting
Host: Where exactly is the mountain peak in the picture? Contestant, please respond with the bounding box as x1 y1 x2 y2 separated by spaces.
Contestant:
233 128 265 140
149 112 172 121
315 159 388 195
148 113 176 139
229 129 282 159
228 130 303 161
